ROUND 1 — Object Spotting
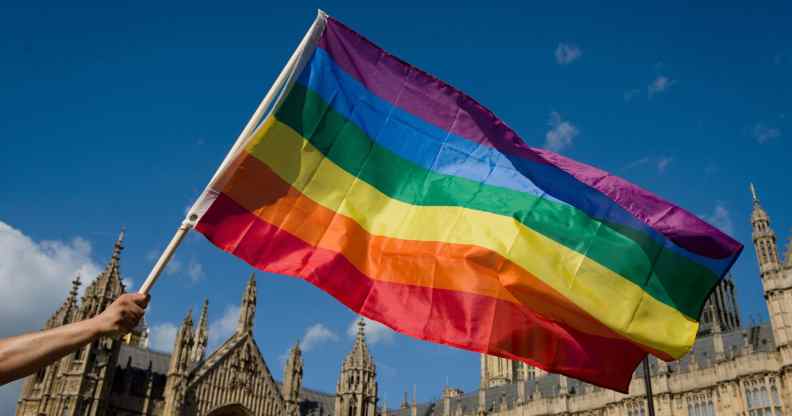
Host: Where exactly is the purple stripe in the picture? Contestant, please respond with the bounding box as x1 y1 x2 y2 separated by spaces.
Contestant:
319 17 546 167
318 16 741 259
533 149 743 257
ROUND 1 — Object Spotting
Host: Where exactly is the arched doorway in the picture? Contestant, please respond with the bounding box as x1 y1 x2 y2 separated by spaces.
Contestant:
206 403 253 416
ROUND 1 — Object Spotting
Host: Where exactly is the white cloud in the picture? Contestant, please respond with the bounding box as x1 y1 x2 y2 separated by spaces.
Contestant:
657 157 673 173
299 323 339 352
648 75 675 97
544 112 579 153
753 123 781 144
703 202 734 236
0 221 101 338
208 305 241 350
347 317 394 345
122 277 135 290
555 43 582 65
187 260 205 282
149 322 179 352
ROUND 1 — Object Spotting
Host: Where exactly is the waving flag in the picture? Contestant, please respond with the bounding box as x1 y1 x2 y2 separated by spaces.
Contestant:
190 12 742 391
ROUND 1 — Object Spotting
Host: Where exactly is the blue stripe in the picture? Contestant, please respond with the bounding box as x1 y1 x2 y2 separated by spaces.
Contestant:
296 47 732 274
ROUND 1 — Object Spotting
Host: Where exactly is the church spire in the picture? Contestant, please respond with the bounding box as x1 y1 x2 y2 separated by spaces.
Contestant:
237 274 256 334
750 182 759 204
191 298 209 363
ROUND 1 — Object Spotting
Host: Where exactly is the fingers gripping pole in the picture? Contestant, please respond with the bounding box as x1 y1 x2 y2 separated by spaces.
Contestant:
138 220 193 294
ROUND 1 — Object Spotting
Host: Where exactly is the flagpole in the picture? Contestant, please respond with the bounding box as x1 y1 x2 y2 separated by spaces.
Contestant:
642 357 656 416
137 10 328 295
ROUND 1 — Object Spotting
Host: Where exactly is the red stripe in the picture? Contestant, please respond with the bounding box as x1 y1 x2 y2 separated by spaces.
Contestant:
196 192 645 392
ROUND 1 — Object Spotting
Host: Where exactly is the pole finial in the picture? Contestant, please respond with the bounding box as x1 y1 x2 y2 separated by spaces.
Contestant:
750 182 759 203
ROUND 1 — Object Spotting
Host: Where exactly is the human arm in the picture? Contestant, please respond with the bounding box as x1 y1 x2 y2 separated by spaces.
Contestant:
0 293 149 386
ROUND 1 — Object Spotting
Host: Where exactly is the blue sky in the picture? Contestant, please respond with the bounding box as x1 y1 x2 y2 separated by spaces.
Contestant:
1 0 790 411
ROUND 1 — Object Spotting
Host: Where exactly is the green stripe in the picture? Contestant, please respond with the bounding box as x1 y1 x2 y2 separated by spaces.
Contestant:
274 83 718 319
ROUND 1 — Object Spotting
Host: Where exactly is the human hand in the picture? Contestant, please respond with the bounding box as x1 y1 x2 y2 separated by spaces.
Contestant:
91 293 150 338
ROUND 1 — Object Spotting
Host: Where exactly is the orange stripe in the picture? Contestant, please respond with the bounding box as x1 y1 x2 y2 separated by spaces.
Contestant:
221 151 671 359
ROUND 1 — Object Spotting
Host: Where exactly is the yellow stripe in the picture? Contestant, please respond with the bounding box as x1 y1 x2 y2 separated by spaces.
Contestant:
246 117 698 358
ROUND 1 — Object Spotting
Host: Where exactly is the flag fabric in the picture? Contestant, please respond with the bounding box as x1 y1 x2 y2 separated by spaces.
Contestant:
192 14 742 391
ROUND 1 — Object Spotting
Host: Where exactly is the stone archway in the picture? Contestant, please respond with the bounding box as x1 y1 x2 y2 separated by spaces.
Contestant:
206 403 253 416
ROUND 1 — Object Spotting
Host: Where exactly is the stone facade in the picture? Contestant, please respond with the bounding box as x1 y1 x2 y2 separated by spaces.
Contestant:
15 233 377 416
16 184 792 416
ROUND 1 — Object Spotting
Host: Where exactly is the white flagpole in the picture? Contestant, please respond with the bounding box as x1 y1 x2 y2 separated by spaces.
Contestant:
138 10 328 295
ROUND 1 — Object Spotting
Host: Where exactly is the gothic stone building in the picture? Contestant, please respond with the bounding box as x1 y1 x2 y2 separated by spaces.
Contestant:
382 185 792 416
15 233 378 416
17 184 792 416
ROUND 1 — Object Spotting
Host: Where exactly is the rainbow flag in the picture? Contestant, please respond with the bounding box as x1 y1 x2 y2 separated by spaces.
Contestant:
191 13 742 391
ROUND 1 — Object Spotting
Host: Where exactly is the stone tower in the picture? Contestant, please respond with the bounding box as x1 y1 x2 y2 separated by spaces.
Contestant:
190 298 209 363
750 184 790 349
17 230 129 416
63 230 127 416
335 319 378 416
163 309 194 416
237 273 256 334
282 342 304 416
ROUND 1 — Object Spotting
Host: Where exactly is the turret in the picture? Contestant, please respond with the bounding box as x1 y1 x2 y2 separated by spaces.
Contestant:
79 229 126 320
237 274 256 334
283 342 304 416
191 299 209 363
751 183 781 278
163 309 194 416
750 184 792 353
335 319 378 416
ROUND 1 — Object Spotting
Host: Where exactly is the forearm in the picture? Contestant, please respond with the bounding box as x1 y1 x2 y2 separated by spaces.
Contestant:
0 318 101 385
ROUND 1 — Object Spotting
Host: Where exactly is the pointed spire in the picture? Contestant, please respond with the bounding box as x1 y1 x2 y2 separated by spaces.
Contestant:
344 317 374 370
183 307 194 326
357 317 366 339
191 298 209 363
237 273 257 334
283 340 304 415
112 227 125 262
70 275 81 298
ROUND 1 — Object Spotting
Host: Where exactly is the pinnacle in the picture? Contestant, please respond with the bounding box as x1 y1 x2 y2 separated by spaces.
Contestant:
112 227 125 261
183 307 194 325
356 318 366 339
69 275 81 298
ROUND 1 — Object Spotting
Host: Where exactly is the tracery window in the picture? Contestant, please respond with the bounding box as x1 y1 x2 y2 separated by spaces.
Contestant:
745 380 781 416
687 391 716 416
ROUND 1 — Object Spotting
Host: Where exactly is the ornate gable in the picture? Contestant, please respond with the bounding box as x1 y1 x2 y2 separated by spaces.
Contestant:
185 333 286 416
